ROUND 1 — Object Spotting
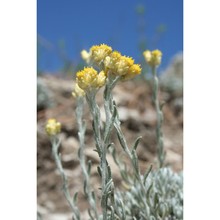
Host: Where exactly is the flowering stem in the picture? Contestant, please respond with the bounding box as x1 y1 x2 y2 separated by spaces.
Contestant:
86 91 109 220
152 66 165 168
51 136 80 220
76 97 98 219
105 75 150 217
104 75 120 137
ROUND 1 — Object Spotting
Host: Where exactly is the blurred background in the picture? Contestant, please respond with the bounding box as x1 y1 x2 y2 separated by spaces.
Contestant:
37 0 183 75
37 1 183 219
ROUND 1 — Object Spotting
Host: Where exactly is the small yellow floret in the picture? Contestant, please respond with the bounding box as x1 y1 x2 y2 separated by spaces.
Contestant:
45 118 61 136
97 71 107 87
76 67 106 90
121 64 142 81
72 82 85 98
143 49 162 67
90 44 112 64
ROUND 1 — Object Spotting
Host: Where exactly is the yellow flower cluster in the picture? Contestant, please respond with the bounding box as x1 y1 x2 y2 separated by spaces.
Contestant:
76 67 106 91
104 51 141 80
143 49 162 67
76 44 142 93
45 118 61 136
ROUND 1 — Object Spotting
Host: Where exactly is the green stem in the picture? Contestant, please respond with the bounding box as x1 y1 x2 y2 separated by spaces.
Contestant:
152 67 165 168
104 75 120 141
76 97 98 219
51 136 80 220
86 91 108 220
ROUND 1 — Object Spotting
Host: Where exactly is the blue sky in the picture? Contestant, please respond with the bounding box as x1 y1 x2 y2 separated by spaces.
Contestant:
37 0 183 73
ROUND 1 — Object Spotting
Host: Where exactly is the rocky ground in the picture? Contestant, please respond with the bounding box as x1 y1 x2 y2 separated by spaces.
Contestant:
37 53 183 220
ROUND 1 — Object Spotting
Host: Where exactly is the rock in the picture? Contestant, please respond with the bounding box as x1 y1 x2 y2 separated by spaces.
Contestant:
57 136 80 167
61 136 79 155
37 77 54 111
173 97 183 115
160 52 183 97
42 213 72 220
165 149 183 171
117 107 140 122
117 106 157 127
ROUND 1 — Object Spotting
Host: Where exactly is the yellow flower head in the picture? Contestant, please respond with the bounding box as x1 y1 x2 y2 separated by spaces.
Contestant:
143 49 162 67
72 82 85 98
76 67 106 90
121 64 142 81
45 118 61 136
115 55 134 76
104 50 140 80
104 51 121 72
90 44 112 65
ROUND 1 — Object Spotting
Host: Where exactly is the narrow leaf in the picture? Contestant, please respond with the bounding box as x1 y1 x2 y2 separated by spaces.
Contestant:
115 127 126 151
88 209 95 220
144 164 153 184
87 160 92 175
131 149 139 174
73 192 78 204
110 206 115 220
107 165 112 181
97 166 102 177
83 179 88 195
154 193 159 208
132 136 142 151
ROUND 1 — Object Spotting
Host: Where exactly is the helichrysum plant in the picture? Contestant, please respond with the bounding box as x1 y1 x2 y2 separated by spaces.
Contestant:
46 118 81 220
45 44 183 220
143 49 165 168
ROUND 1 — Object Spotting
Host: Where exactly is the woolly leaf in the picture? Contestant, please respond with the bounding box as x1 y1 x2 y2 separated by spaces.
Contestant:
97 166 102 177
115 127 126 151
73 192 78 204
132 136 142 151
144 164 153 185
87 160 92 175
88 209 95 220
